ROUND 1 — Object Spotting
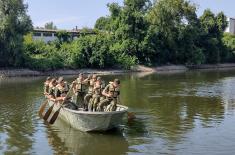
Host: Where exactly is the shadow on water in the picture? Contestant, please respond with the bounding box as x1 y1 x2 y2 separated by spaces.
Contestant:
46 119 129 155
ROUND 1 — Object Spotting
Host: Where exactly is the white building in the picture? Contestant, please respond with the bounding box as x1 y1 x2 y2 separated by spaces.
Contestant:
32 28 94 42
225 18 235 35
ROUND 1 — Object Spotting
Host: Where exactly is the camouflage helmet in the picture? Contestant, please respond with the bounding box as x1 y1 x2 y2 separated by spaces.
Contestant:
57 77 64 83
114 78 120 84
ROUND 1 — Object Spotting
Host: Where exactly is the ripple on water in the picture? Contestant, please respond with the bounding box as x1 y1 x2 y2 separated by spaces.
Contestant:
2 72 235 154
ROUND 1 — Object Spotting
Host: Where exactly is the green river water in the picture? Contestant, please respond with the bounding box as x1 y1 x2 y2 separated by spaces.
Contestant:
1 70 235 155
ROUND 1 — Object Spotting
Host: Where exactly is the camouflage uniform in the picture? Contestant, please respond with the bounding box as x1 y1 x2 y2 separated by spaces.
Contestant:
84 78 96 111
55 82 69 98
44 77 51 96
47 85 56 100
55 83 77 110
89 82 102 111
97 83 120 112
74 77 86 109
44 82 50 96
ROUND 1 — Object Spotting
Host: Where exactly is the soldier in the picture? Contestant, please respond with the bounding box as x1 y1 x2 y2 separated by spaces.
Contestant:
47 78 57 101
44 77 52 97
73 73 87 110
88 76 102 111
54 77 69 100
84 74 97 111
97 79 120 112
55 77 77 110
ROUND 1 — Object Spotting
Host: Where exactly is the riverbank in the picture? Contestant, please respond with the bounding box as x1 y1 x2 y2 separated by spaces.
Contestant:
1 63 235 77
0 68 130 77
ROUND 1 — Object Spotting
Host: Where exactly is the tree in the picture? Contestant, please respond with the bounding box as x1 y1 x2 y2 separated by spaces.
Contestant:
44 22 57 30
199 10 228 63
22 0 235 70
0 0 32 67
56 30 71 43
223 33 235 52
104 0 151 63
222 33 235 62
146 0 205 65
94 17 110 30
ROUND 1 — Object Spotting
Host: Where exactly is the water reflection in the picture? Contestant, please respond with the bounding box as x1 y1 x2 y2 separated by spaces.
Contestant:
46 119 129 155
121 71 228 145
0 77 42 155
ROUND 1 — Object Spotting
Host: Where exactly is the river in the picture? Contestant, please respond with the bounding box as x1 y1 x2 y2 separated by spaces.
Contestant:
1 70 235 155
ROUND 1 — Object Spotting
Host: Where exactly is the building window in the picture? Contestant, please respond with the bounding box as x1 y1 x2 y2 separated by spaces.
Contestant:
33 32 41 36
43 32 53 37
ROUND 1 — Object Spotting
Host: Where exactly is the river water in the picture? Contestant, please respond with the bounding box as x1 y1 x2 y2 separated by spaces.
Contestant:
1 70 235 155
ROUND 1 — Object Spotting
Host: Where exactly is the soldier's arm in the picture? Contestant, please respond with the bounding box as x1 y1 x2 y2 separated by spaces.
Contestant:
49 96 56 102
55 87 66 102
44 83 50 95
82 78 89 85
72 82 77 93
93 82 100 89
102 85 110 97
48 89 56 101
54 87 60 97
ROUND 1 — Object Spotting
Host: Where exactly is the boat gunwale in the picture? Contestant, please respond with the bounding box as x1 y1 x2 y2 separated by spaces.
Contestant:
49 101 128 115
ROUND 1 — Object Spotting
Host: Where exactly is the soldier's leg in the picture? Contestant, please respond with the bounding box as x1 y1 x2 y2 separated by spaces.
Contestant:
97 99 110 112
111 99 117 111
81 92 86 109
92 96 100 112
74 93 79 106
84 94 92 110
105 102 111 111
106 99 117 111
76 92 85 109
88 97 94 111
100 96 105 102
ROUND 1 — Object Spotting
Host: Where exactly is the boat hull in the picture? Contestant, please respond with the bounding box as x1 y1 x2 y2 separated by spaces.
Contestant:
48 101 128 132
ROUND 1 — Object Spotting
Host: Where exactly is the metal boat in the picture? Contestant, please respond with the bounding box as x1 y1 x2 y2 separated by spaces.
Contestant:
48 101 128 132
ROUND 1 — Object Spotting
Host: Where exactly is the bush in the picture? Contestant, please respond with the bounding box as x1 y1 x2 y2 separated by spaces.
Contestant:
222 33 235 62
23 34 63 70
23 32 137 70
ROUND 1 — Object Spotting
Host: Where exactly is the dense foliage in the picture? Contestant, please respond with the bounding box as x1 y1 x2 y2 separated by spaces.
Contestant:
0 0 32 67
23 32 136 70
1 0 235 70
93 0 234 66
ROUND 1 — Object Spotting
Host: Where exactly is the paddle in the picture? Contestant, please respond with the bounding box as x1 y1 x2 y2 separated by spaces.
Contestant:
43 100 55 121
127 112 136 121
117 97 136 121
38 100 48 117
48 87 74 124
48 102 63 124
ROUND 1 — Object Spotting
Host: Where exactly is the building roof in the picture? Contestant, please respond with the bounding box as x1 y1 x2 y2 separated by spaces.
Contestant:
33 28 94 34
33 28 80 33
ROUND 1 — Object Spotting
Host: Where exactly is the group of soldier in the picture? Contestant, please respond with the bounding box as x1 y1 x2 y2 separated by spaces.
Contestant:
44 73 121 112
